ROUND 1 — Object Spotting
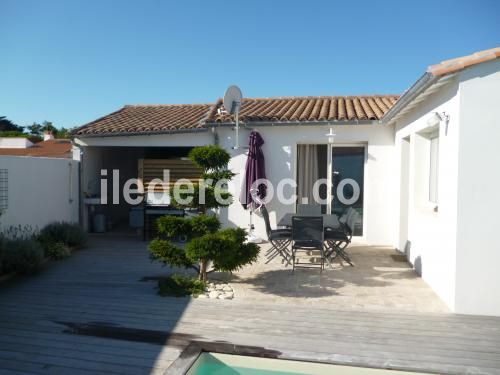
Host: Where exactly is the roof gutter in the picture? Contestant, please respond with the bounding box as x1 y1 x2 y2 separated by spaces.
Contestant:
69 127 209 139
382 72 438 124
204 119 377 128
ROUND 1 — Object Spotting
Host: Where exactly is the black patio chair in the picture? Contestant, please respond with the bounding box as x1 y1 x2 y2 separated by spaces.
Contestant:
260 206 292 265
297 204 322 215
325 208 359 266
291 215 325 272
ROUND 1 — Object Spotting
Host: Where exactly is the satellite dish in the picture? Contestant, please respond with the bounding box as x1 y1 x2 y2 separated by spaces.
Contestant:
223 85 244 149
223 85 242 114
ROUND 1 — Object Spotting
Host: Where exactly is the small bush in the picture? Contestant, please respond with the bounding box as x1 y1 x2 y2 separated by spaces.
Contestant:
1 224 38 240
158 275 206 297
38 222 87 249
0 236 5 274
45 242 71 260
3 239 44 275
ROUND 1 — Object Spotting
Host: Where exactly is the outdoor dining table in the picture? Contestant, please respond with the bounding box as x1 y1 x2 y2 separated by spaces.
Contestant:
277 213 341 229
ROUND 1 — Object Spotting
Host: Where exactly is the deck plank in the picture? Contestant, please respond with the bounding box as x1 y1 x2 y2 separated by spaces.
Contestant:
1 236 500 375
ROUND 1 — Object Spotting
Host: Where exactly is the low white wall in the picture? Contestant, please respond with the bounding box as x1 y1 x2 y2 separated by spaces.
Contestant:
217 124 396 245
0 156 79 231
0 137 33 148
455 59 500 316
394 79 460 311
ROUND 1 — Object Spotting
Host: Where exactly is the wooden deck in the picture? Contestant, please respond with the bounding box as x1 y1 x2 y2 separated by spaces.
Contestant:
0 235 500 375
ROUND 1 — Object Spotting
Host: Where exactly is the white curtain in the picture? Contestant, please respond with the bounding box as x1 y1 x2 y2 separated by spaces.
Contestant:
297 145 319 204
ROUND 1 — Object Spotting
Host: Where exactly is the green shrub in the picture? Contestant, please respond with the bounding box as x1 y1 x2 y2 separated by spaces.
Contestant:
45 242 71 260
38 222 87 249
0 235 5 274
1 224 38 240
157 275 206 297
188 145 230 171
186 228 260 273
3 239 44 275
155 214 220 241
149 239 192 269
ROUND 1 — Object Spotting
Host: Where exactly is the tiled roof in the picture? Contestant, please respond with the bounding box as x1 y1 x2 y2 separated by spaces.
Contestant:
71 95 398 136
72 104 214 136
208 95 399 124
428 47 500 77
0 139 72 158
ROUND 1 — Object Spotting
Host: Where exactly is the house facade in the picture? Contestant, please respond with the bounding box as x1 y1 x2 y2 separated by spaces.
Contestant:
72 47 500 316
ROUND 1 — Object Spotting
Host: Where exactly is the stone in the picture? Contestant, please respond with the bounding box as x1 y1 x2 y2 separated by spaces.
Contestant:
222 286 233 292
196 294 208 299
219 293 234 300
209 291 220 299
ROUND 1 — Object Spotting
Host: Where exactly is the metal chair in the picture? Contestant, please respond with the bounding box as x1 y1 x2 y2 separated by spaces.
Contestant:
325 209 359 266
260 206 292 264
291 216 325 272
297 204 322 215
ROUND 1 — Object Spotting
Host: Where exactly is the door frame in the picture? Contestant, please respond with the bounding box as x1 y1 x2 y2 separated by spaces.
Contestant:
295 142 367 238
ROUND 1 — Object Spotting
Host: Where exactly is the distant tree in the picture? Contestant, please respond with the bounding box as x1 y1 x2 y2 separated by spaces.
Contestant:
26 123 43 136
0 116 23 132
41 121 57 134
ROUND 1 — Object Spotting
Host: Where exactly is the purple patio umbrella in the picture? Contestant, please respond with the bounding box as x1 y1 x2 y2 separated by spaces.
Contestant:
240 130 267 209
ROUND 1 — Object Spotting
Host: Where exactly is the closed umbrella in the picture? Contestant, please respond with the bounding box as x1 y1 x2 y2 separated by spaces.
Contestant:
240 131 267 243
240 130 267 208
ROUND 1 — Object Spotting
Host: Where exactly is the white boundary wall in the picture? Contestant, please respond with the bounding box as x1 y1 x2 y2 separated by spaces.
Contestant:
0 156 79 230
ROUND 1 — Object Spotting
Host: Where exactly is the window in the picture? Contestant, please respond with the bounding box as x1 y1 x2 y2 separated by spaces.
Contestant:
429 136 439 203
0 169 7 211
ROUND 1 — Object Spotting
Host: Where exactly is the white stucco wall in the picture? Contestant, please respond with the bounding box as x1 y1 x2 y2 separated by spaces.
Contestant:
0 156 80 230
454 59 500 316
394 79 461 311
0 137 33 148
393 59 500 315
217 124 396 245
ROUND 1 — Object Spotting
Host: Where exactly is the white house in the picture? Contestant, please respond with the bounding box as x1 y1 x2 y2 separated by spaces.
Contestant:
71 47 500 316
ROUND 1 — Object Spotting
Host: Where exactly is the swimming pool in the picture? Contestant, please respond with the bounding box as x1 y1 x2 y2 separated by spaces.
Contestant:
186 352 433 375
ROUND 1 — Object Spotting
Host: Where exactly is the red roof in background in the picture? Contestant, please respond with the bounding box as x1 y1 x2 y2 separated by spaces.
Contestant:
0 139 73 158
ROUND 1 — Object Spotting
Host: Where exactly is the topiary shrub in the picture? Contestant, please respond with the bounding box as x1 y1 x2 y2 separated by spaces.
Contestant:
3 239 44 275
157 275 206 297
45 242 71 260
150 217 259 281
149 145 260 283
38 222 87 249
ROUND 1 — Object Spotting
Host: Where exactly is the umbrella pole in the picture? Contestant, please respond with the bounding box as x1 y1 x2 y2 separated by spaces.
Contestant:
247 202 262 244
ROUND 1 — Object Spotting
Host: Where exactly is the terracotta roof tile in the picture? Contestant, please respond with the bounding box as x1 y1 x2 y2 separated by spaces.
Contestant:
0 139 72 158
72 103 214 136
210 95 398 124
427 47 500 77
71 95 399 137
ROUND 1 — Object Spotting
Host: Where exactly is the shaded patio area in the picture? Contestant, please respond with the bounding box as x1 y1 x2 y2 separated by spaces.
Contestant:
221 243 449 313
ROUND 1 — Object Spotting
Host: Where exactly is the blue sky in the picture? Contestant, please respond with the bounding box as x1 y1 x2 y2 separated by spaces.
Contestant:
1 0 499 129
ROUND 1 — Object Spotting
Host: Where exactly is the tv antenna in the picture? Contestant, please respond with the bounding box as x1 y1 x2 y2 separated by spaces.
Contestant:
223 85 243 149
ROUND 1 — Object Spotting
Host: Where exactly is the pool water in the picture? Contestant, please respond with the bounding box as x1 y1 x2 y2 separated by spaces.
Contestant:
187 353 432 375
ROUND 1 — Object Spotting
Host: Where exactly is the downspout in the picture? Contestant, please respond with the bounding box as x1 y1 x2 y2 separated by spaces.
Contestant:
70 138 84 227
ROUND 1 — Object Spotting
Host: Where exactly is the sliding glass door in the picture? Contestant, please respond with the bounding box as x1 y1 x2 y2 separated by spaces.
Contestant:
331 146 364 236
296 144 365 236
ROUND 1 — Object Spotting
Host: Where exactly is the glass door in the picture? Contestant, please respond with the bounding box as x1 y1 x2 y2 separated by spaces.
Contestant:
331 146 365 236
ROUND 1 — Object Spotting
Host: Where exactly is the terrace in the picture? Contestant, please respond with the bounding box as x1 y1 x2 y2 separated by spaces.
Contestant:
0 235 498 374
